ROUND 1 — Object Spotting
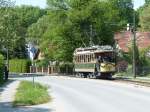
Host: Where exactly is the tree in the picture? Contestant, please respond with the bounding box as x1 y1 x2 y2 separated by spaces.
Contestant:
139 4 150 31
145 0 150 5
0 6 46 59
47 0 70 10
0 0 14 7
0 54 4 82
27 0 138 62
27 0 120 61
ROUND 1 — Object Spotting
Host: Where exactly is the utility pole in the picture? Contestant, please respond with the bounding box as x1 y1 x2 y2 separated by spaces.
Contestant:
90 25 93 47
127 1 136 78
6 48 9 69
132 0 136 78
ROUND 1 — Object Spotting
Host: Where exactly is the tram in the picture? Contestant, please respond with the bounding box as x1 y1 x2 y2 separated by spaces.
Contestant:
73 45 116 78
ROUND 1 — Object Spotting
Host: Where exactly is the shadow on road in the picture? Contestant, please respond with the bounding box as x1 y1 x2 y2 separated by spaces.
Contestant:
0 102 53 112
0 80 15 94
9 74 47 78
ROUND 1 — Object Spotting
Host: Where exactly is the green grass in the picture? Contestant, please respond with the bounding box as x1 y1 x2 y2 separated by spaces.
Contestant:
13 81 51 106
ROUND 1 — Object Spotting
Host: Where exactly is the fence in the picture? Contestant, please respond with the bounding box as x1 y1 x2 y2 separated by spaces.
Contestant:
30 64 74 75
30 66 58 75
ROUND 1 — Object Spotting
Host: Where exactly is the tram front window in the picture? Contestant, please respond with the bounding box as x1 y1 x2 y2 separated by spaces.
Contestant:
102 56 114 63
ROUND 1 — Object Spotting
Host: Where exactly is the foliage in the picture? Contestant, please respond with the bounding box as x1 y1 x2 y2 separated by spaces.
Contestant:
139 47 150 66
0 6 46 59
9 59 31 73
1 0 139 63
35 59 50 67
47 0 69 10
145 0 150 5
112 0 134 26
0 54 4 82
28 0 136 62
13 81 50 106
59 62 74 74
0 0 14 7
139 4 150 31
118 45 150 76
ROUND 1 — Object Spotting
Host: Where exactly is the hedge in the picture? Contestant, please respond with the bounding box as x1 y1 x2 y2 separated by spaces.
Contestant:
9 59 31 73
59 62 74 74
0 54 4 82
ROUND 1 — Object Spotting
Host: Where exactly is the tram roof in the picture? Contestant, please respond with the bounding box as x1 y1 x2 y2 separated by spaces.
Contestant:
74 45 114 55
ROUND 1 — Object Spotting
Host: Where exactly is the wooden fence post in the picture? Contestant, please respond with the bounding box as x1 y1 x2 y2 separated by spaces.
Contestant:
42 67 44 74
30 66 32 73
36 67 38 73
48 66 51 75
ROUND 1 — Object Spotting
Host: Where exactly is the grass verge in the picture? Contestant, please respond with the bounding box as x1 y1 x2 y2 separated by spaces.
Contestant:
13 81 51 106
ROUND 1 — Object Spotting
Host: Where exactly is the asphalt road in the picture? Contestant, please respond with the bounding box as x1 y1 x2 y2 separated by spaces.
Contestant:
15 76 150 112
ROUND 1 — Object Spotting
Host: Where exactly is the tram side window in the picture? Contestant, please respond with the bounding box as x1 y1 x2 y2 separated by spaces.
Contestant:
82 55 85 63
76 56 78 63
90 55 92 62
83 55 85 63
87 55 90 62
77 56 80 63
74 56 76 62
75 56 77 62
80 55 81 63
85 55 88 63
81 55 83 63
91 54 94 62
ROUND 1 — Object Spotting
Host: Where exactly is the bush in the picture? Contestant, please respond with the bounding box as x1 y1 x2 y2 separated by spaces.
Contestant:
9 59 31 73
35 59 49 67
139 48 150 66
59 62 74 74
0 54 4 82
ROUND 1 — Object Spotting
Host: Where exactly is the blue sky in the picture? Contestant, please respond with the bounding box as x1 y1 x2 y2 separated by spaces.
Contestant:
134 0 145 9
15 0 47 8
15 0 145 9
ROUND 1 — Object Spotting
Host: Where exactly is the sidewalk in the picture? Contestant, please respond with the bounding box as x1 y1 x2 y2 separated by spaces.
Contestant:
0 80 53 112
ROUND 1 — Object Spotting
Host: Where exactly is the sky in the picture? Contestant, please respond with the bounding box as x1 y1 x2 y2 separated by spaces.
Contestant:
15 0 145 9
15 0 47 8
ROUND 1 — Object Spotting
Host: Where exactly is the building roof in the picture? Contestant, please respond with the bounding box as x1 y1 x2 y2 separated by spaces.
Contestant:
115 31 150 52
74 45 114 55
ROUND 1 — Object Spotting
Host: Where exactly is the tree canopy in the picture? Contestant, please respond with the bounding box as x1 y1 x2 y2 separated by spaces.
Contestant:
139 4 150 31
0 0 139 62
27 0 135 62
0 6 46 58
145 0 150 5
0 0 14 7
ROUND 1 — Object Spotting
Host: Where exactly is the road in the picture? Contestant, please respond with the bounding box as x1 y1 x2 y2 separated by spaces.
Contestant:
14 76 150 112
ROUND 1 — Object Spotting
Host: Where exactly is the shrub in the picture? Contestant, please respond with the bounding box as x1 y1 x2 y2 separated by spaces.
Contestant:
139 47 150 66
59 62 74 74
35 59 49 67
9 59 31 73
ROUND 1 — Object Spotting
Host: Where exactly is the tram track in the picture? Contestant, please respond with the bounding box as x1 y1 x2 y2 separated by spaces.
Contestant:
56 73 150 87
114 77 150 87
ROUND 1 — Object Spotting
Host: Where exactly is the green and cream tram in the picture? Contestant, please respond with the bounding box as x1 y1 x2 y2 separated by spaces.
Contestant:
73 45 116 78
